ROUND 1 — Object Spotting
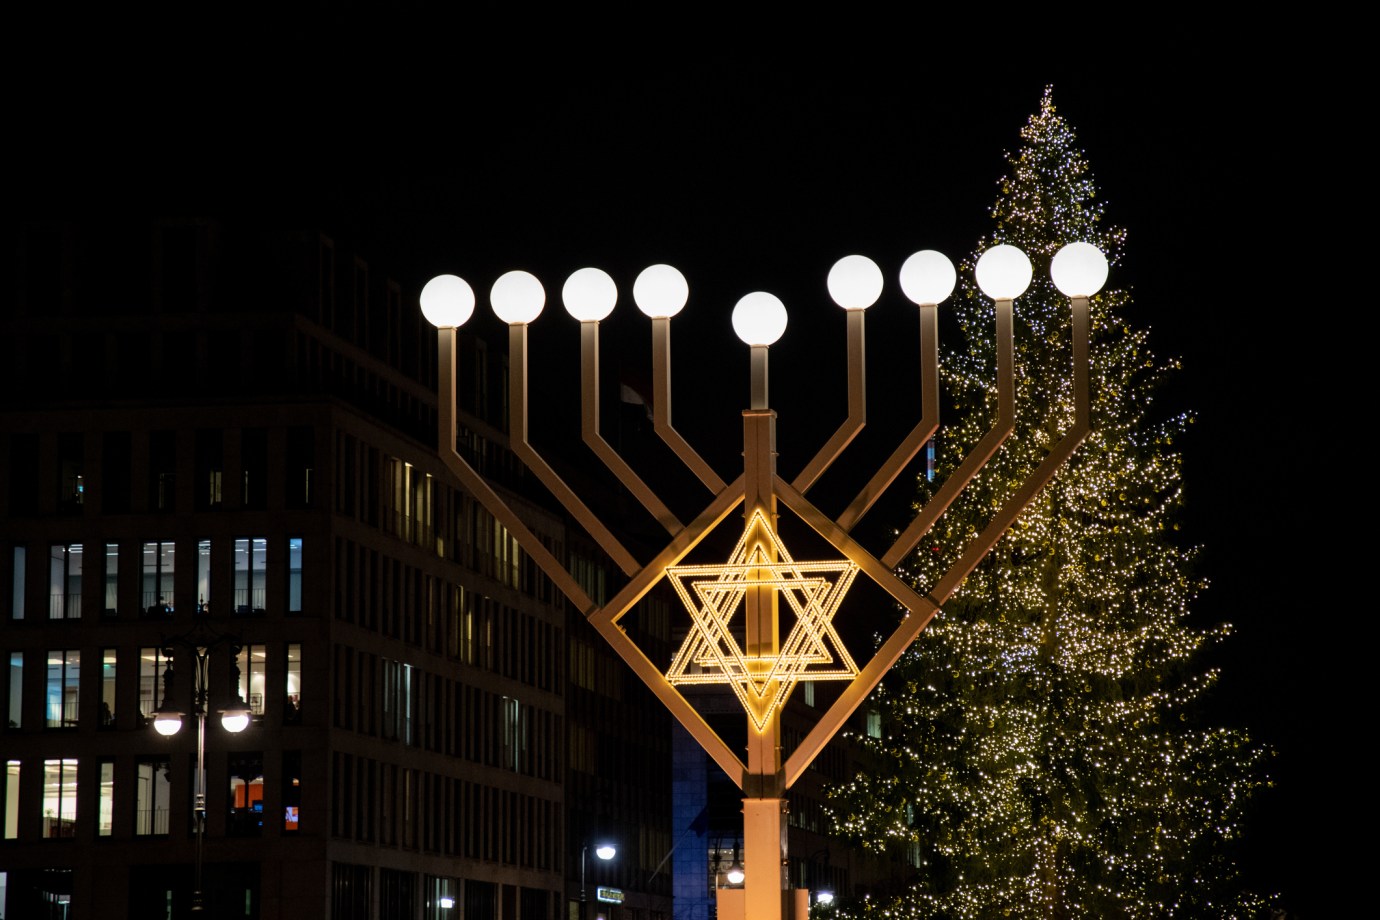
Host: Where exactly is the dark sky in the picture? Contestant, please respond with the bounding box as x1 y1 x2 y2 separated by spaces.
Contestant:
13 42 1331 912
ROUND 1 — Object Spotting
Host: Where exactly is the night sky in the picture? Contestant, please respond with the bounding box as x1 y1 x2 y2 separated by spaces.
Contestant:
12 39 1331 913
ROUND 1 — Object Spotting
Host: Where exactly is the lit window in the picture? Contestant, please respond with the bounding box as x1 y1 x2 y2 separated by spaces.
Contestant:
48 544 82 620
45 650 80 728
135 760 170 836
10 547 25 620
233 538 266 615
236 645 267 715
5 760 21 838
98 761 114 836
7 653 21 729
141 541 175 617
139 648 172 722
42 758 78 837
196 539 211 616
285 644 302 723
287 538 303 615
103 543 119 618
101 649 117 729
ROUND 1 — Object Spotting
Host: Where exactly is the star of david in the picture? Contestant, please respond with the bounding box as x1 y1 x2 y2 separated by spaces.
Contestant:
664 509 860 730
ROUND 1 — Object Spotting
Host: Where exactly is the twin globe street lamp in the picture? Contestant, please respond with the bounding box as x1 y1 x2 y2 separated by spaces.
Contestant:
421 241 1107 920
152 627 253 915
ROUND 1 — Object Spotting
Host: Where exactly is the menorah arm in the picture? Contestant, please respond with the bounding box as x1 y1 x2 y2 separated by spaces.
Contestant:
508 323 641 576
881 298 1016 569
652 316 727 492
580 322 683 533
927 294 1091 603
772 476 942 788
437 328 598 614
792 308 866 494
837 303 940 532
588 613 749 789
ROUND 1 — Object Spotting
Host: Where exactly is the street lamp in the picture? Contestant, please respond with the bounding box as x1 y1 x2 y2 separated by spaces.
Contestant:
152 625 252 915
580 841 616 920
424 241 1105 919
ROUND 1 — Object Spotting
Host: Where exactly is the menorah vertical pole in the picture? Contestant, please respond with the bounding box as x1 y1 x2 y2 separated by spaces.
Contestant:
742 342 789 920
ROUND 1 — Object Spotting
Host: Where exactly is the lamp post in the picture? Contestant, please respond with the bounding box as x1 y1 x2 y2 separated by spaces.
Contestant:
152 624 252 915
423 241 1106 919
580 841 616 920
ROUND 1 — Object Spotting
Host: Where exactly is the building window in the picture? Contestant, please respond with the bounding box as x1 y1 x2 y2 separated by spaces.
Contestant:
7 652 21 728
100 649 117 728
98 760 114 837
285 644 302 723
142 541 175 617
149 430 176 513
57 432 84 513
195 428 224 510
45 650 80 728
242 428 267 510
10 546 25 620
4 760 20 839
283 751 301 834
287 427 314 510
197 539 211 616
48 544 82 620
135 760 170 836
234 538 266 615
287 537 303 615
866 710 882 739
42 758 78 838
103 542 119 618
425 876 457 919
139 647 172 721
236 645 266 716
227 752 264 837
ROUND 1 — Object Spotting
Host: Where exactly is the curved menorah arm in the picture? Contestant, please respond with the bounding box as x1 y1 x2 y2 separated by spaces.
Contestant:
792 308 866 493
652 316 727 493
437 328 598 612
836 303 941 532
881 298 1016 569
508 323 641 576
772 476 942 788
579 321 683 533
927 294 1091 603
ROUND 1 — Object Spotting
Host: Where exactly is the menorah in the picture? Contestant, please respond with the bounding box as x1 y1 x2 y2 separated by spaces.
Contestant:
420 240 1108 920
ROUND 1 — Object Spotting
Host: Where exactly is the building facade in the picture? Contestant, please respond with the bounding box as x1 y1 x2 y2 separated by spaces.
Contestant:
0 219 672 920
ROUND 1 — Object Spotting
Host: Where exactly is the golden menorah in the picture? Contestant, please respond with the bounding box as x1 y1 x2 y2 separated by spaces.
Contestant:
421 241 1107 919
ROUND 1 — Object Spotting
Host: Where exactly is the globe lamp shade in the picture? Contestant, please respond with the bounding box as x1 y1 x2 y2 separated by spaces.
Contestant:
633 264 688 318
419 274 476 328
899 249 957 305
975 244 1033 300
826 255 883 310
595 844 617 860
153 710 183 736
1050 241 1109 297
490 271 545 324
732 292 787 346
562 267 618 322
220 706 251 734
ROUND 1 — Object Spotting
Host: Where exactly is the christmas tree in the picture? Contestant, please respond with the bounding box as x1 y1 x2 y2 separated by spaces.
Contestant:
824 88 1273 919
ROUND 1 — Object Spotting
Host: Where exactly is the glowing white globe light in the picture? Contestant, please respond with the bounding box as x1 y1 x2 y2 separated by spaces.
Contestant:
1050 241 1109 297
898 249 956 305
595 844 616 860
826 255 883 310
633 264 688 318
562 267 618 322
490 271 545 324
419 274 476 328
727 865 745 885
153 711 183 736
817 890 835 906
975 244 1033 300
221 709 250 733
732 292 787 346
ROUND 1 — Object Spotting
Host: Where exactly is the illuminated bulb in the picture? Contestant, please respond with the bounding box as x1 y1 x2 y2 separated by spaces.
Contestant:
827 254 883 310
975 244 1032 300
633 264 688 318
490 271 545 324
727 863 745 885
438 897 455 909
595 843 616 860
153 711 183 736
898 249 956 305
419 274 476 328
1050 241 1109 297
562 267 617 322
732 292 787 346
221 707 251 733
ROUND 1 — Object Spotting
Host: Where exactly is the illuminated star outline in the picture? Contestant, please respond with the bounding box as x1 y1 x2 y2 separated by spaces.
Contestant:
664 509 860 730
